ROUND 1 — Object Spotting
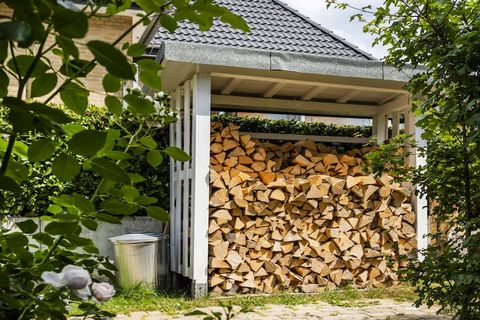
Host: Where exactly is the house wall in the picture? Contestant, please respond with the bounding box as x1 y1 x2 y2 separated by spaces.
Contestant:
0 5 135 106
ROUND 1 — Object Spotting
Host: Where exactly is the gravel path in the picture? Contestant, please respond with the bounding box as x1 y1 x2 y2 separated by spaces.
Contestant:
114 299 450 319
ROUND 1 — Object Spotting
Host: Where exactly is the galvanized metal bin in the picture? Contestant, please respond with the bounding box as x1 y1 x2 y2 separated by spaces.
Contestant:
109 233 162 288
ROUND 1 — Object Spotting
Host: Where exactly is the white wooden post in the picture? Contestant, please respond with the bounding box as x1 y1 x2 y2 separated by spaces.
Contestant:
392 112 400 137
182 81 192 278
373 114 387 144
190 73 211 297
414 117 429 260
169 91 177 273
174 89 183 272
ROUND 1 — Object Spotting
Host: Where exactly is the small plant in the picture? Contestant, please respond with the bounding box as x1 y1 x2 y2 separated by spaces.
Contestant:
186 304 251 320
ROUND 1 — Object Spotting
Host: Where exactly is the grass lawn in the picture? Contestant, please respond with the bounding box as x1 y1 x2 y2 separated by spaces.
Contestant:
95 285 417 315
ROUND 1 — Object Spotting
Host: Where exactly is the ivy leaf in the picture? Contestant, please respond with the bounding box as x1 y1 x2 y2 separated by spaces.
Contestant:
87 40 134 80
68 130 108 157
164 146 191 161
51 153 81 181
147 150 163 167
146 206 169 221
30 73 58 98
91 158 131 184
28 139 56 162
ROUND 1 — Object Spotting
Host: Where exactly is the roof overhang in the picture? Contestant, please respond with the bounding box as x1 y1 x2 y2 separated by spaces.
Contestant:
155 41 422 118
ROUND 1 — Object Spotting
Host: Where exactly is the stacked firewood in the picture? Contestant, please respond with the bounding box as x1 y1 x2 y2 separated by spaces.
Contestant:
208 122 416 295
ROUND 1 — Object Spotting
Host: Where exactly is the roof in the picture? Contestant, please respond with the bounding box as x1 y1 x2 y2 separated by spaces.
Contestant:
147 0 374 61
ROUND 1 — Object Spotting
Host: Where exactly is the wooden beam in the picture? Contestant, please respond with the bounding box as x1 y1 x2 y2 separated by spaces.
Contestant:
377 95 410 115
336 90 360 103
301 86 327 101
262 82 286 98
378 92 400 105
212 72 406 94
211 95 378 117
220 78 242 95
242 132 370 144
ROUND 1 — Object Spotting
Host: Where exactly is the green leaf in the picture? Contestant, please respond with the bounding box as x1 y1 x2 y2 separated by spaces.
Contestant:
139 136 157 149
62 124 85 137
164 146 191 161
47 204 63 214
59 59 94 78
0 21 33 47
33 233 54 246
5 232 28 249
0 176 21 193
136 59 162 72
120 185 140 202
87 40 134 80
101 199 139 215
127 43 146 57
30 73 57 98
5 161 29 183
0 69 9 98
0 40 7 63
105 95 123 116
134 196 157 205
140 70 162 90
52 6 88 38
81 218 98 231
30 103 72 124
221 12 250 32
147 150 163 167
124 94 155 115
129 173 146 183
15 219 38 233
56 35 79 58
96 212 122 224
160 15 178 33
91 158 131 184
102 74 121 92
28 139 56 162
44 221 79 235
146 206 169 221
60 84 89 115
72 193 95 213
7 55 48 78
104 151 132 160
51 153 81 181
68 130 108 157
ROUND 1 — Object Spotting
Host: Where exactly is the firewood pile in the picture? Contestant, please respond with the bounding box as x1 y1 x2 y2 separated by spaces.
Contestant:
208 122 416 295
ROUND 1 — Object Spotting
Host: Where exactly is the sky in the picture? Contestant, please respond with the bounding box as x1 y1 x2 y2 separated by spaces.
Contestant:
283 0 387 59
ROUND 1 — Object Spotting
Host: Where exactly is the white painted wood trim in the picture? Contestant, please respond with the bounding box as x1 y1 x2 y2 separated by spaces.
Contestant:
169 93 177 273
191 73 211 287
262 82 286 98
414 117 428 260
174 89 183 273
220 78 242 95
392 112 400 137
182 81 192 277
211 72 407 94
241 132 370 144
212 95 378 117
374 114 387 144
301 86 327 101
378 96 410 116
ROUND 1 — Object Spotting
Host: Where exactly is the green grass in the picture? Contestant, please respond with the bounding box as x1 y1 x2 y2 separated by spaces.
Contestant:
93 285 418 315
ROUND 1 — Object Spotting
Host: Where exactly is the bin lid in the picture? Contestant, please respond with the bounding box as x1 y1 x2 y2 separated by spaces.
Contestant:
109 233 160 244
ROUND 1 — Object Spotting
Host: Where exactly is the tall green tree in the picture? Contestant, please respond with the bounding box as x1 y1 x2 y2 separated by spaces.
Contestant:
0 0 248 318
328 0 480 318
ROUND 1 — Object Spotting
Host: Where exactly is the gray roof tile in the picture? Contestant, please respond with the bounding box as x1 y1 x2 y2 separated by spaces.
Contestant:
148 0 374 60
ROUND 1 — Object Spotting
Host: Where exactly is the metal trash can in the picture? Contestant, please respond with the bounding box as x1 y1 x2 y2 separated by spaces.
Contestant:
109 233 160 288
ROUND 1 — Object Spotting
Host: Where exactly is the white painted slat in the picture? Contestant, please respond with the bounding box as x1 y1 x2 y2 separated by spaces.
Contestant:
191 73 211 296
414 117 428 261
174 89 183 274
240 132 370 144
169 93 177 273
182 81 192 278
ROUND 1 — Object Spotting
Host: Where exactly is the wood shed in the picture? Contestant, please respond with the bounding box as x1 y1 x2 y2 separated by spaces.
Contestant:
141 0 427 297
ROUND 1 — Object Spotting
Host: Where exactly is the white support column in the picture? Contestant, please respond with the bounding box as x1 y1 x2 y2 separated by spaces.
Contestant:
392 112 400 137
182 81 192 278
373 114 387 144
174 89 183 273
191 73 211 297
169 91 177 273
414 117 429 260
